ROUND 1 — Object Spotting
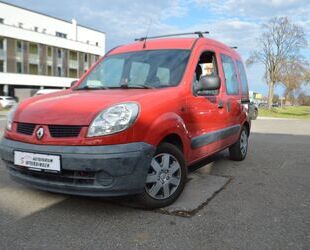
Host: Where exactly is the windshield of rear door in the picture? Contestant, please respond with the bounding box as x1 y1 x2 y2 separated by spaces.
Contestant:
76 49 191 89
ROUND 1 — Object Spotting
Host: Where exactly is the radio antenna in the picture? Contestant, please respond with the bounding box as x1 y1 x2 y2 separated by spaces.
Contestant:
143 19 152 49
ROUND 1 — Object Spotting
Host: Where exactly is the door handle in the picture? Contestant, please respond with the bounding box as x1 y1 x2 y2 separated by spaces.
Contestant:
218 100 224 109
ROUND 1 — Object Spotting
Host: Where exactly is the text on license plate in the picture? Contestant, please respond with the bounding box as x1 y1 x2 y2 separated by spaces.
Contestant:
14 151 61 172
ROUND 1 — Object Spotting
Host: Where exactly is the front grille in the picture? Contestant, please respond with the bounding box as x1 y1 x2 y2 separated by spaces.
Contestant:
9 164 96 185
48 125 82 138
17 123 36 135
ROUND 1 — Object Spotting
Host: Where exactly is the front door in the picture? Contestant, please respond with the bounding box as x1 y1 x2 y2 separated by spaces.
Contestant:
185 47 230 163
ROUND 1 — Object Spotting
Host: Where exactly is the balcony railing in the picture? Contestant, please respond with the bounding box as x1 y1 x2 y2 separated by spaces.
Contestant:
28 53 39 64
56 58 63 66
69 59 78 69
0 49 6 59
15 51 23 61
83 62 89 70
46 57 53 65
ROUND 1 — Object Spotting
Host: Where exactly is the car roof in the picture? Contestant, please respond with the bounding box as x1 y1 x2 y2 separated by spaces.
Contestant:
109 37 241 59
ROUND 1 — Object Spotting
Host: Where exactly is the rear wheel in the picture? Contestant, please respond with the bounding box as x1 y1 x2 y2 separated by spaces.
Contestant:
136 143 187 209
252 108 258 120
229 127 249 161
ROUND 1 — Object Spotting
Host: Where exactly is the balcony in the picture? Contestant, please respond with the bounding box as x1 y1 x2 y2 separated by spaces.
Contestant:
28 53 39 64
15 51 23 61
46 57 53 65
69 59 78 69
0 49 5 59
56 58 63 66
83 62 89 70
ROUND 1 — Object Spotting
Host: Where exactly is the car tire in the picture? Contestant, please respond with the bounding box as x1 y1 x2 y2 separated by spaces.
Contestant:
229 126 249 161
136 142 187 209
252 108 258 120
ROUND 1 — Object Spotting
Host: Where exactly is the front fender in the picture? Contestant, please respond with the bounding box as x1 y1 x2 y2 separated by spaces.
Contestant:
143 112 190 158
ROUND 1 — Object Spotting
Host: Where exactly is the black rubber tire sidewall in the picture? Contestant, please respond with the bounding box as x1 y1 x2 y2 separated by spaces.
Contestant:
229 127 248 161
136 142 187 209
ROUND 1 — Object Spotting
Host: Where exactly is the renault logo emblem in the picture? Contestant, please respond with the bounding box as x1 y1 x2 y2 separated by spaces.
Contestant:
36 127 44 140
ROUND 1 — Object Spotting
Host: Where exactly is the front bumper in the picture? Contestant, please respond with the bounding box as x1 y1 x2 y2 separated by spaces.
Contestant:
0 138 155 197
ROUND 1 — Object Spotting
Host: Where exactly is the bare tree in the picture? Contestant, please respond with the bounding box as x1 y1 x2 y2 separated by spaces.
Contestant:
279 58 307 103
247 17 307 109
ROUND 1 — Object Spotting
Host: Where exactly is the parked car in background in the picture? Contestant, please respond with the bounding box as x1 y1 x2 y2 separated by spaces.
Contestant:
0 32 251 208
35 89 63 96
258 103 268 108
249 102 258 120
272 103 279 107
0 96 17 109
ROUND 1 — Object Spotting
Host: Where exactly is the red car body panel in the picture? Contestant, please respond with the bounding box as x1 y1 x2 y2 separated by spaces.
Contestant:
5 37 250 167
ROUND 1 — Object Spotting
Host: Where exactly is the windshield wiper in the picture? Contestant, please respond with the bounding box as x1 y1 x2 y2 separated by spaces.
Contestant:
118 84 154 89
75 86 109 90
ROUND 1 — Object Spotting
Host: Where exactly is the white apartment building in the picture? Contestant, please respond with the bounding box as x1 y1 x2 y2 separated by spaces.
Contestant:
0 1 105 101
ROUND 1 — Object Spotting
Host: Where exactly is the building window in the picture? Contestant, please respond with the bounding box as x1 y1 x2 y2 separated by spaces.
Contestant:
55 32 67 39
16 62 23 73
57 49 62 58
84 54 88 62
18 22 23 28
47 65 52 76
69 69 77 78
0 18 3 24
96 42 98 46
0 38 3 50
34 26 38 32
57 66 62 76
69 51 77 61
16 41 22 53
0 60 4 72
29 64 38 75
29 43 38 54
47 47 52 57
42 28 46 34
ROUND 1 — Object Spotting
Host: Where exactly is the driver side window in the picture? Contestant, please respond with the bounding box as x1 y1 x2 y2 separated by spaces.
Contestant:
193 51 219 96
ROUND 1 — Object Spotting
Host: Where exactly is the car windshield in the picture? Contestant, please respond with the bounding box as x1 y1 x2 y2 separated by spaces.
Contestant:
76 49 190 90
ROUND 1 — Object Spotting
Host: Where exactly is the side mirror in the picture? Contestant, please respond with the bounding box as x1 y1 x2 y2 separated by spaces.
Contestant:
71 80 78 87
195 75 221 93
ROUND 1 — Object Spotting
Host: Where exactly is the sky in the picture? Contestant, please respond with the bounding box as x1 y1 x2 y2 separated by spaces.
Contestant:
4 0 310 96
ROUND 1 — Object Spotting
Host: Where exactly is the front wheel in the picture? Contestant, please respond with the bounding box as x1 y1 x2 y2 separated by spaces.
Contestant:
229 127 249 161
136 143 187 209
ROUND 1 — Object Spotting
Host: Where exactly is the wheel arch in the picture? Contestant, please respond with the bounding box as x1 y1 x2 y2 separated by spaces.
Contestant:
242 121 251 136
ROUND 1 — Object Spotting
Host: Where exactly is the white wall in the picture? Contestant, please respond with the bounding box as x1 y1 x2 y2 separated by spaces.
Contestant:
0 72 77 88
0 2 105 54
0 24 104 55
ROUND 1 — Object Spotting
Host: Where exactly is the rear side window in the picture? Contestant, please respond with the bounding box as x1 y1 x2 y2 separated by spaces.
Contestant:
236 61 249 95
221 54 239 95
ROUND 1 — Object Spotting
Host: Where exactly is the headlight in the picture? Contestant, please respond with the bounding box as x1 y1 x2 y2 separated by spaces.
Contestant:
6 105 18 131
87 102 139 137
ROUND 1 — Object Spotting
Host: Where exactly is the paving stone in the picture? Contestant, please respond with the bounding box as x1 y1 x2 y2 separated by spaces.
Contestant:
158 173 230 216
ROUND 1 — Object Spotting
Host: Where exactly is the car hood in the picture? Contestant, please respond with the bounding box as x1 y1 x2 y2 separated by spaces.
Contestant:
14 89 161 125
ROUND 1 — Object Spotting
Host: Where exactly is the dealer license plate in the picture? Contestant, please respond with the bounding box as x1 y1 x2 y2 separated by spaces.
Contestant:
14 151 61 172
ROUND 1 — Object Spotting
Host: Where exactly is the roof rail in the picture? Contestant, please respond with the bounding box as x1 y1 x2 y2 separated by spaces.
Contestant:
134 31 209 41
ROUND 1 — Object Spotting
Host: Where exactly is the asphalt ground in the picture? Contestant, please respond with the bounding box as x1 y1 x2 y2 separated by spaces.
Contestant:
0 118 309 249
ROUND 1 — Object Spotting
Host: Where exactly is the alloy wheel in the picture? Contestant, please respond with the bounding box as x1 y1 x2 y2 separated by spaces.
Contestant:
145 153 181 200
